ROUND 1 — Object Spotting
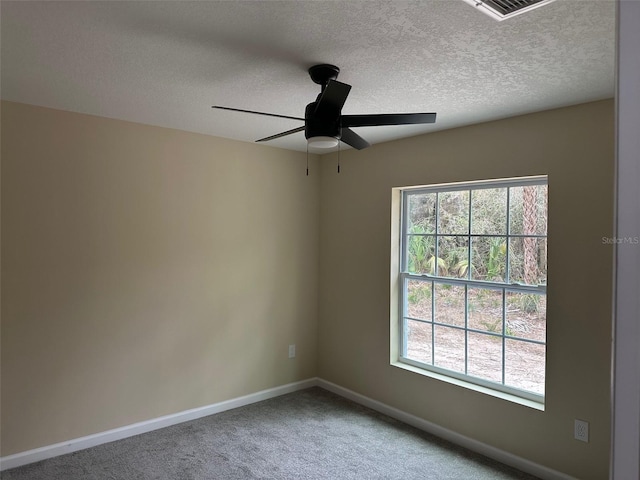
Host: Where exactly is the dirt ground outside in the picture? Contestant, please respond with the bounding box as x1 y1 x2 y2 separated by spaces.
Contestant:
405 283 546 395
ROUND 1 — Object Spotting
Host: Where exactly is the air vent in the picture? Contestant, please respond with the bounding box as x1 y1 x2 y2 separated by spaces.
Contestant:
462 0 556 21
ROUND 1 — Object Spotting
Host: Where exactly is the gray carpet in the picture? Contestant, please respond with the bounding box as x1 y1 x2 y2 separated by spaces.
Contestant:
1 387 540 479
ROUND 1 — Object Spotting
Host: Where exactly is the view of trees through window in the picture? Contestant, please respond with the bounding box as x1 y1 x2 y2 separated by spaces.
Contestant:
400 179 547 398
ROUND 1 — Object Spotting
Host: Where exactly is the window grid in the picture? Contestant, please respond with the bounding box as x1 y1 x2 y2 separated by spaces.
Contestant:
399 177 547 402
500 288 506 385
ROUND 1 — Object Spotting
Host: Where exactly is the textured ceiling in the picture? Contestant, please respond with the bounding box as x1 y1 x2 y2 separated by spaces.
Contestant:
1 0 615 152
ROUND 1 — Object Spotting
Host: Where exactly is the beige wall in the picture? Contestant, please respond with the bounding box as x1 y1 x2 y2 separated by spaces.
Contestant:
0 101 320 455
318 100 614 480
1 99 615 479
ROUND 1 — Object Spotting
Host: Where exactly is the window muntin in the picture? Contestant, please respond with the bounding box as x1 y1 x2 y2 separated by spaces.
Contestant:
399 177 547 402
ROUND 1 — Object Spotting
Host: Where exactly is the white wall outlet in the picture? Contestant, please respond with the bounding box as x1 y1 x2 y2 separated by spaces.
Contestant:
288 344 296 358
574 419 589 442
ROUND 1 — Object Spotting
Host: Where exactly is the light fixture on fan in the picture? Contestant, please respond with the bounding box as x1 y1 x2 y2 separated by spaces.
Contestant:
307 136 339 149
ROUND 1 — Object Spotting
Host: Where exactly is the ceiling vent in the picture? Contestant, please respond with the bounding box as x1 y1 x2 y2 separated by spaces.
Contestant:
462 0 557 21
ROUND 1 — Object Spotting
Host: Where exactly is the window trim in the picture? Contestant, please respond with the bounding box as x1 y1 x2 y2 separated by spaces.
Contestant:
392 175 547 406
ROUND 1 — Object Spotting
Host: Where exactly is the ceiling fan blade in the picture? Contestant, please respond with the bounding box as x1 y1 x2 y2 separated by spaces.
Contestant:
256 126 306 143
340 128 370 150
342 112 437 127
212 105 304 122
314 80 352 117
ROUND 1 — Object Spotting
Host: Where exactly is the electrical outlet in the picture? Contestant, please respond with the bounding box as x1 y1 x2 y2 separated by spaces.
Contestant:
288 344 296 358
574 419 589 442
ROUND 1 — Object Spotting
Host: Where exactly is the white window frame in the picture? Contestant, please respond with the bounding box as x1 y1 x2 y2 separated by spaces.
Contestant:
394 176 547 405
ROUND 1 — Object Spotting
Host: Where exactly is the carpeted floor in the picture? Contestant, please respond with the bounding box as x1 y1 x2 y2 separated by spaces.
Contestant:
1 387 540 479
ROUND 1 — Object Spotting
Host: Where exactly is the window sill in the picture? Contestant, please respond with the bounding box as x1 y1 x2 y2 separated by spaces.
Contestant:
390 360 545 411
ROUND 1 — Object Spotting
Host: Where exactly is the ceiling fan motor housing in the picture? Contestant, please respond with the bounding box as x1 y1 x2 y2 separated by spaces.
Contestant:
308 64 340 88
304 102 341 141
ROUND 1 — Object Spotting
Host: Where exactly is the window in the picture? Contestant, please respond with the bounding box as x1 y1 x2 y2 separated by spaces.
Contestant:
395 176 547 404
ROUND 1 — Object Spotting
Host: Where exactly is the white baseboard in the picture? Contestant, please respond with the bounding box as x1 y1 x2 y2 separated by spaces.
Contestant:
1 377 578 479
0 378 317 471
317 378 578 480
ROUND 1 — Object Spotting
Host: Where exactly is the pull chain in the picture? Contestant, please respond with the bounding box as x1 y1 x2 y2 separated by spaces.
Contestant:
306 142 309 176
337 140 341 173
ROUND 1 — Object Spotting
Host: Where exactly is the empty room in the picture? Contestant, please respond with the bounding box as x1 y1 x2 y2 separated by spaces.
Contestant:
2 1 639 480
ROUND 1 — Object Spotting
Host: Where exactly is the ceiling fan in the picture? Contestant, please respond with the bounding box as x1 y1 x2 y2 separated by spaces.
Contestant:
212 64 437 151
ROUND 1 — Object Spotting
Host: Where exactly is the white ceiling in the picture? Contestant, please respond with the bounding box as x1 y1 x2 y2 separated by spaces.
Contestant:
1 0 616 152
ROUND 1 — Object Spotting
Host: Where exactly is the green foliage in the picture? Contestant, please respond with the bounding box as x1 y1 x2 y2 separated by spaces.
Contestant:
442 243 472 278
407 224 447 276
438 191 469 234
407 225 432 273
486 238 506 281
407 283 431 304
480 319 515 337
452 258 470 277
426 255 448 275
407 185 547 288
520 293 541 314
480 318 502 333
